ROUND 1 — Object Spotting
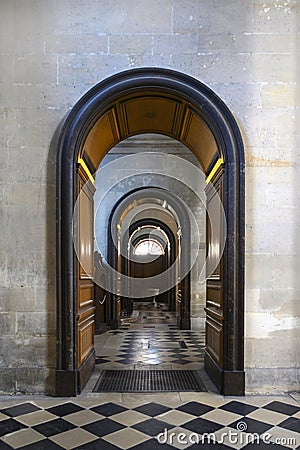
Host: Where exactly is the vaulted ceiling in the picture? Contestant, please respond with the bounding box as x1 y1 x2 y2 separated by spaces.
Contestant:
81 92 219 174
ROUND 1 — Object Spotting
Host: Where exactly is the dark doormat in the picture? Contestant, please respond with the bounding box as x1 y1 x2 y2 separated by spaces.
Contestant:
93 370 207 393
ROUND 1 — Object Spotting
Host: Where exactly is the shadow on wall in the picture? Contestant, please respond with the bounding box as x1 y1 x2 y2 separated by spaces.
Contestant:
45 120 66 395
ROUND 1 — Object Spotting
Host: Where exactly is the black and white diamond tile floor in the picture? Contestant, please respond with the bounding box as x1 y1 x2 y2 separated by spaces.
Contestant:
0 396 299 449
0 304 299 449
94 303 205 371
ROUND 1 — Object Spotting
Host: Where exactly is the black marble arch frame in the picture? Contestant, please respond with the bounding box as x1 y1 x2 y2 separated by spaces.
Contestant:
55 68 245 396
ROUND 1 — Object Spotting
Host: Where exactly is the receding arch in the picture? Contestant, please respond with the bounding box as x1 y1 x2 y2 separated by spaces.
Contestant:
56 68 245 396
107 186 191 329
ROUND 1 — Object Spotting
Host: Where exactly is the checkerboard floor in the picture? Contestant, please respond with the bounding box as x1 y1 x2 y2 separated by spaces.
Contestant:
94 302 206 371
1 303 299 449
1 395 299 449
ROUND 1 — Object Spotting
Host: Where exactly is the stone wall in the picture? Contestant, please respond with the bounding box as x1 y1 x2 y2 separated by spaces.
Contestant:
0 0 299 394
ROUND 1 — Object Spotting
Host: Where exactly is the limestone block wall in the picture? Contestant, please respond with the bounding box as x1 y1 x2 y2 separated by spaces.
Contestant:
0 0 299 394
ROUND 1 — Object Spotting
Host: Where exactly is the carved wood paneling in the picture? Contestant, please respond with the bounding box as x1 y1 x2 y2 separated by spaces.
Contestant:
78 313 95 367
206 284 222 308
206 317 223 365
121 96 179 136
82 109 120 170
80 96 220 176
78 175 94 280
181 109 218 172
78 280 94 309
205 164 224 369
206 181 223 280
77 167 96 369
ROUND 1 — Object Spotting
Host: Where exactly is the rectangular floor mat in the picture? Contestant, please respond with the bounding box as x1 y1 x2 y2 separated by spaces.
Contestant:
93 370 207 392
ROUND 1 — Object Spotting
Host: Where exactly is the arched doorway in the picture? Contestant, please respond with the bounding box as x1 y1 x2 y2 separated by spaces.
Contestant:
56 68 245 396
107 186 192 330
128 219 177 313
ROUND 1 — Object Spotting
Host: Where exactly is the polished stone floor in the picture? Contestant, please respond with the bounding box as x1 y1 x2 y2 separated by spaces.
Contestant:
0 303 299 449
90 302 213 393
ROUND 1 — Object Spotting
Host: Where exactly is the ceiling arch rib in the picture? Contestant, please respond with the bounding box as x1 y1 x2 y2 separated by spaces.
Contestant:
81 93 219 174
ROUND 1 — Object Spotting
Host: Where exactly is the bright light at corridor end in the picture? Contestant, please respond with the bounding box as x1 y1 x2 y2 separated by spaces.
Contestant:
73 153 227 298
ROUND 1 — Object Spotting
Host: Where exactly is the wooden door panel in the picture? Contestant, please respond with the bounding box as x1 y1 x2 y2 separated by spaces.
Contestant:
206 317 223 365
205 164 225 389
78 280 94 309
206 187 222 279
94 282 107 331
206 285 222 308
78 181 94 279
76 165 96 390
78 312 95 366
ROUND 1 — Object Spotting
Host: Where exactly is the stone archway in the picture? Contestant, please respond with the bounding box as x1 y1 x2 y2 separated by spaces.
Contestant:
56 68 245 396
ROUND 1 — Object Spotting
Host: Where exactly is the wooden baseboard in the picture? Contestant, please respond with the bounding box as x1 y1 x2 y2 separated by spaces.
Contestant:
78 349 95 393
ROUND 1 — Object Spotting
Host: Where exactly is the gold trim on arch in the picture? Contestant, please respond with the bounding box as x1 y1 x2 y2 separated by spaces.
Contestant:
206 157 224 184
78 158 95 184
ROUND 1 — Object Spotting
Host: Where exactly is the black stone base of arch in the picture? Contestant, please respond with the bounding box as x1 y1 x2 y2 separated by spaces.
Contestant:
55 370 77 397
55 350 95 396
108 318 120 330
179 317 191 330
204 351 245 396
